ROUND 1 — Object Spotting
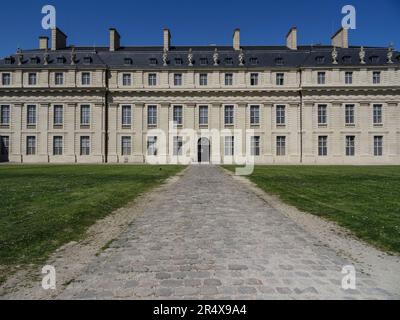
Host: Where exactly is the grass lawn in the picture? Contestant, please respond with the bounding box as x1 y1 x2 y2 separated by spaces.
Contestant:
224 166 400 254
0 165 184 270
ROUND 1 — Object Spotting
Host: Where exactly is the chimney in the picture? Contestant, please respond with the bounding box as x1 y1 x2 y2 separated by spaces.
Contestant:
109 28 121 52
39 36 49 50
233 29 240 51
331 27 349 48
286 27 297 50
163 28 171 51
51 28 67 51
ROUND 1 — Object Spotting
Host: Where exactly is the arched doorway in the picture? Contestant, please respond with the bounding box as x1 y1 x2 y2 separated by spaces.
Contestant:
198 137 210 163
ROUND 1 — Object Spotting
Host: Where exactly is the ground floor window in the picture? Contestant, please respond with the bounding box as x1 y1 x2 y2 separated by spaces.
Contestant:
173 136 183 156
121 136 132 156
53 136 63 155
374 136 383 156
80 136 90 156
318 136 328 156
147 136 157 156
0 136 9 155
251 136 260 156
276 136 286 156
346 136 355 156
26 136 36 155
224 136 234 156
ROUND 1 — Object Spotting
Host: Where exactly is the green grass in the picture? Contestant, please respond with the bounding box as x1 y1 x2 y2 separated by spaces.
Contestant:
224 166 400 254
0 165 184 268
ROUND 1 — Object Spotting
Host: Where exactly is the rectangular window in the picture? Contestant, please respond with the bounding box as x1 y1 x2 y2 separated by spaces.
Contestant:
0 136 9 155
80 136 90 155
122 73 131 86
54 105 63 126
173 136 183 156
53 136 63 155
318 136 328 156
147 136 157 156
317 72 326 85
199 106 208 125
345 104 355 125
250 105 260 125
81 72 91 85
373 104 382 125
225 73 233 86
122 105 132 126
28 73 37 85
345 72 353 84
121 136 132 156
148 74 157 86
276 105 286 125
224 106 234 125
374 136 383 156
173 106 183 126
147 106 157 126
373 71 381 84
26 136 36 155
55 72 64 85
199 74 208 86
276 73 285 86
250 73 259 86
276 136 286 156
346 136 355 156
27 105 37 125
251 136 260 156
224 136 234 156
2 73 11 86
318 105 327 125
0 105 10 125
174 74 182 86
80 105 90 126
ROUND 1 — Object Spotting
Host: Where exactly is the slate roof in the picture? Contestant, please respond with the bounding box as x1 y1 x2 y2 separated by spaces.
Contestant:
0 45 399 70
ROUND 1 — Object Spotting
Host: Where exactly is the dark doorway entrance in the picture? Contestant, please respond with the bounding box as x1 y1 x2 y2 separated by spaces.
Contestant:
198 137 210 163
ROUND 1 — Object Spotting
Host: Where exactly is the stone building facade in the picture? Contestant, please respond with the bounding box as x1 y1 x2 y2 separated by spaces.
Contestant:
0 27 399 164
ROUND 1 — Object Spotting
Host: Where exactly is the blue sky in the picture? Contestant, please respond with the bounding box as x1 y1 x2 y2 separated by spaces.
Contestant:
0 0 399 56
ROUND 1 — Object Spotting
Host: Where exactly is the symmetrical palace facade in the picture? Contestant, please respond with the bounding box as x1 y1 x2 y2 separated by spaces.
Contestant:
0 27 399 164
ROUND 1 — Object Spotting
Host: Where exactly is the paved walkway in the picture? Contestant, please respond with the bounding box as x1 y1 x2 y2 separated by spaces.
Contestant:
59 166 396 299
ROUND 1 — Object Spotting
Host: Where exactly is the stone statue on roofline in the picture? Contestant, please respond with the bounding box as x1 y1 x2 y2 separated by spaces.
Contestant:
163 48 168 67
238 48 245 66
359 46 366 64
213 48 219 66
188 48 193 67
387 47 394 64
332 46 338 64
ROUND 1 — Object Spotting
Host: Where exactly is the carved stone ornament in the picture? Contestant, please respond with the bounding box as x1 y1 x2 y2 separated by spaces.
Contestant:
71 46 76 65
359 46 366 64
43 48 49 65
188 48 193 67
238 49 245 66
387 47 394 64
16 48 23 65
332 47 338 64
213 48 219 66
163 49 168 66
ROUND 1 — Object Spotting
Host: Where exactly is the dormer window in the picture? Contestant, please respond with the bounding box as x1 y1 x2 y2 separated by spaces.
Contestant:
370 56 380 63
30 57 39 64
249 57 258 65
316 56 325 64
275 57 284 66
225 58 233 65
83 56 92 64
124 58 133 65
4 57 13 65
342 56 352 64
149 58 158 66
175 58 183 65
57 56 65 64
200 58 208 66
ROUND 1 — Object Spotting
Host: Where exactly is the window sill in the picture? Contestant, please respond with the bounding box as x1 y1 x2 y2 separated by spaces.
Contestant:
80 125 90 129
27 125 37 129
250 124 260 128
53 125 63 129
345 124 356 128
373 124 383 127
122 125 132 129
148 125 157 129
318 124 328 128
0 125 10 129
199 124 209 129
276 124 286 128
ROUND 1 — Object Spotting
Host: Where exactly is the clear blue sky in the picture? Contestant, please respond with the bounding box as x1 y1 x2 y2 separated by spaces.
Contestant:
0 0 399 56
